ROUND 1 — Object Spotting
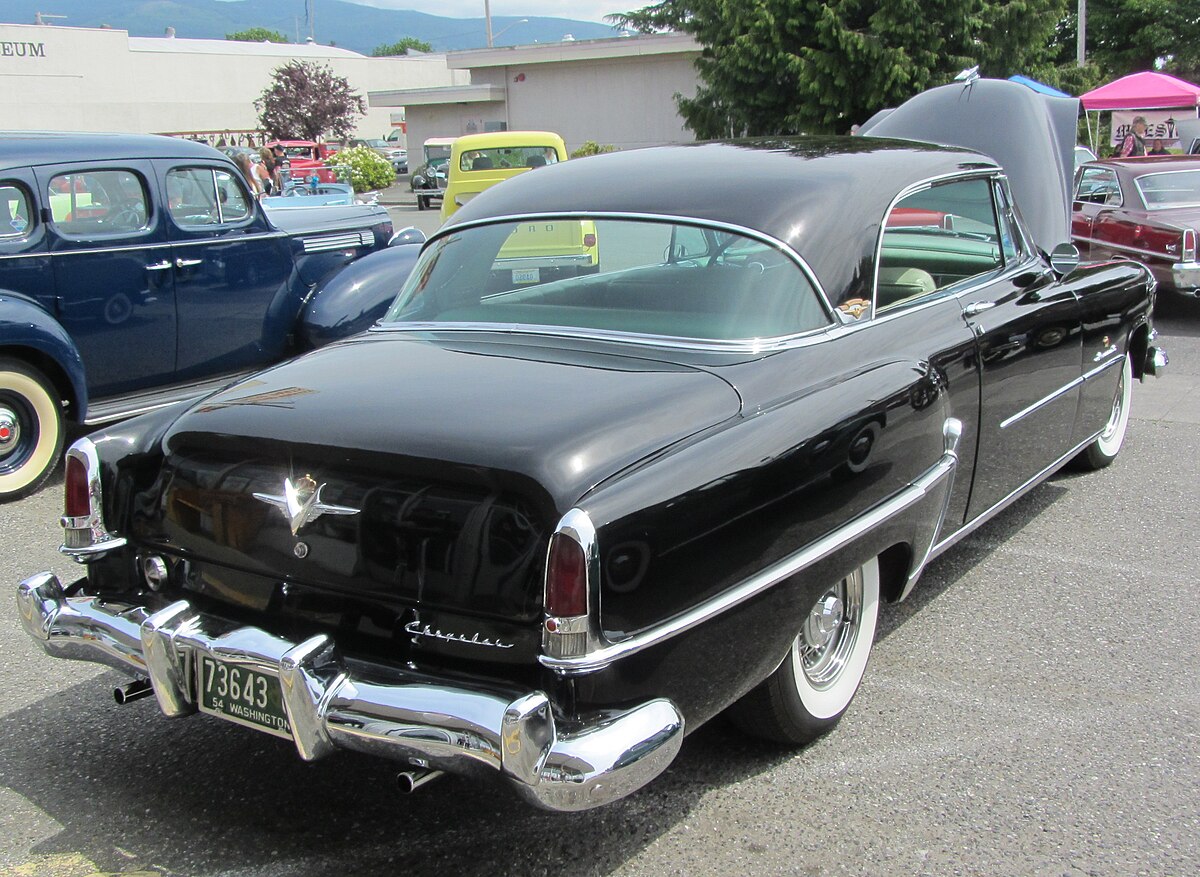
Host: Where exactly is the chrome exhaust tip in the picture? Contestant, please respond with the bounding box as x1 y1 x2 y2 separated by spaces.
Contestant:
397 768 444 794
114 678 154 705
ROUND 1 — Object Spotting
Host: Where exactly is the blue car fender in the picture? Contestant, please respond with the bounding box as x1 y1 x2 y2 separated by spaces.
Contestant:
0 289 88 420
298 233 426 349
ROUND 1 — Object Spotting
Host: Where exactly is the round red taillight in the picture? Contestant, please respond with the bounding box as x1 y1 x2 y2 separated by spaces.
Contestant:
583 233 597 248
64 454 90 518
546 533 587 618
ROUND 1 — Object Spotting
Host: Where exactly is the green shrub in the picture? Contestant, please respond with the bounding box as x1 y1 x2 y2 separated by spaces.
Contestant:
570 140 618 159
329 145 395 193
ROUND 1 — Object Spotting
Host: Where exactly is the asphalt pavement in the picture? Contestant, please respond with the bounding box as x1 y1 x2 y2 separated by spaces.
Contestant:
0 294 1197 877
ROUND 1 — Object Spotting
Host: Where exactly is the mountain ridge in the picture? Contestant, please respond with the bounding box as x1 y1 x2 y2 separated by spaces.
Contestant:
2 0 621 53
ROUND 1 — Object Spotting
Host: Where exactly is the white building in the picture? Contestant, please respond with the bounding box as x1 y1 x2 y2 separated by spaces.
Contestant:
370 33 702 156
0 22 469 144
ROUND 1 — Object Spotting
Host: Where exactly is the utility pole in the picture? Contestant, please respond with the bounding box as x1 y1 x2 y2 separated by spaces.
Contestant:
485 0 494 48
1077 0 1086 66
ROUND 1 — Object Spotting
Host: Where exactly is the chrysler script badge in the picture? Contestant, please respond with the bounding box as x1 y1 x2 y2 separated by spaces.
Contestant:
253 475 359 536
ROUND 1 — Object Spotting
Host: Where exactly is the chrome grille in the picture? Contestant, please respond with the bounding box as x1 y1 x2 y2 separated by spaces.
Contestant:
302 231 374 253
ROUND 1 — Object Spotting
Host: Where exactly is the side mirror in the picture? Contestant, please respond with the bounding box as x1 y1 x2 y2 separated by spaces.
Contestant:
389 227 427 247
1049 242 1080 278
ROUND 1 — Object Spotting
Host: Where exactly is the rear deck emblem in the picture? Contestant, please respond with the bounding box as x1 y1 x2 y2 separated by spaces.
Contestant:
254 475 359 536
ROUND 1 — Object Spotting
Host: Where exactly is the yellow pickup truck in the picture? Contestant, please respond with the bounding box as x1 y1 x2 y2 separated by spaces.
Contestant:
442 132 599 288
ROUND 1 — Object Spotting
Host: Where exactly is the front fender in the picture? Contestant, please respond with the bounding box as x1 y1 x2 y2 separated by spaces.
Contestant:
0 290 88 419
297 243 424 348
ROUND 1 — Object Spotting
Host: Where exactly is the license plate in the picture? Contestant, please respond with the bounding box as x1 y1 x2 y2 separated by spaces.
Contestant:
197 655 292 739
512 268 540 284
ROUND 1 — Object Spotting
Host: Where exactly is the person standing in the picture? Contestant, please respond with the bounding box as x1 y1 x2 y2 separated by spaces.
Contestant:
257 147 277 195
1120 117 1148 157
233 153 262 198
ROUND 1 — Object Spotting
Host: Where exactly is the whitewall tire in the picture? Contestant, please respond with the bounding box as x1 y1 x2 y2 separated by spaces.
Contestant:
0 358 64 501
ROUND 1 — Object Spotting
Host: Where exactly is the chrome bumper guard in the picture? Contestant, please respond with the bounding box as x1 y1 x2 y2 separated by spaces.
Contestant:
16 572 684 811
1170 260 1200 292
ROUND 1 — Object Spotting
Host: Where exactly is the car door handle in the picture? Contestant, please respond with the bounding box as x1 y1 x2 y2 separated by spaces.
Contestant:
963 301 996 317
146 260 172 272
175 257 203 269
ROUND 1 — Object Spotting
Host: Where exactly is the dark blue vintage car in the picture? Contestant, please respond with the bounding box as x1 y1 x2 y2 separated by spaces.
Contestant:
0 132 422 500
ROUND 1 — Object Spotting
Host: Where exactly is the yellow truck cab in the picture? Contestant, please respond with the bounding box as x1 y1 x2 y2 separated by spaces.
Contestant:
443 131 599 287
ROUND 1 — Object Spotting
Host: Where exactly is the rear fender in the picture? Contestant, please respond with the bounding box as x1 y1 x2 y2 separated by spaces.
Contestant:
0 290 87 420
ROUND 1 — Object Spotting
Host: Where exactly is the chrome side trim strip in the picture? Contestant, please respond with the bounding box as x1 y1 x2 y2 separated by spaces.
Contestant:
999 354 1123 430
18 233 291 260
1073 237 1170 262
301 230 374 253
900 418 964 600
83 370 255 425
540 435 960 675
929 429 1104 560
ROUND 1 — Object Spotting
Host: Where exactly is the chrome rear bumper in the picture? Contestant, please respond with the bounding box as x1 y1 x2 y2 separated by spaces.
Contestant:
16 572 684 811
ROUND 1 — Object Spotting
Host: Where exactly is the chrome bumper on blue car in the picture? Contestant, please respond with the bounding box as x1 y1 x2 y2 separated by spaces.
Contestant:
16 572 684 811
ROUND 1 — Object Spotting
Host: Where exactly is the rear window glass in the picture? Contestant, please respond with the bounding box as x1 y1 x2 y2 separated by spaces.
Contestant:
460 147 560 172
166 167 252 227
48 170 150 237
0 183 32 237
1135 170 1200 209
384 218 829 342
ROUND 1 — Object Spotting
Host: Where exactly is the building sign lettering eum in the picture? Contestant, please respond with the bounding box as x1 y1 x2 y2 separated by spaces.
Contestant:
1 42 46 58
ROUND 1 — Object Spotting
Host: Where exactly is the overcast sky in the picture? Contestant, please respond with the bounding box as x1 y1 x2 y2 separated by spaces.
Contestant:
348 0 633 24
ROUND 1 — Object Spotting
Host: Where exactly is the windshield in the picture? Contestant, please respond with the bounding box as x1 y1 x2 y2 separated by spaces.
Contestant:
362 139 388 148
383 218 829 342
279 145 315 160
1135 170 1200 209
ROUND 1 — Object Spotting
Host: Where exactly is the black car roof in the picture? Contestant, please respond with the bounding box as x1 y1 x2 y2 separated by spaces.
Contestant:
0 131 227 170
442 137 999 303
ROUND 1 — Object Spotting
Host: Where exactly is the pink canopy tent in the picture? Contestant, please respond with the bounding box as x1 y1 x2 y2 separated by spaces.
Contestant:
1080 72 1200 110
1079 72 1200 151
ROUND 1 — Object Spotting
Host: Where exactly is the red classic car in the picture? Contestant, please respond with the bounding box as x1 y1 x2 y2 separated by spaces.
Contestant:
264 140 340 185
1072 155 1200 296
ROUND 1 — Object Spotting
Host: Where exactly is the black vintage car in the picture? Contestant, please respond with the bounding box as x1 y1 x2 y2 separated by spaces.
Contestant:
16 81 1167 811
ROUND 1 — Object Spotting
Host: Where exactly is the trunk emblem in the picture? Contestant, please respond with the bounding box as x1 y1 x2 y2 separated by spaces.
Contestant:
405 620 515 650
253 475 359 536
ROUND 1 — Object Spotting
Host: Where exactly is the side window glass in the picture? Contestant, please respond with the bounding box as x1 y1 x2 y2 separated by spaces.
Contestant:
1075 168 1120 206
877 178 1003 312
49 170 149 237
167 167 252 227
0 183 32 238
215 169 251 222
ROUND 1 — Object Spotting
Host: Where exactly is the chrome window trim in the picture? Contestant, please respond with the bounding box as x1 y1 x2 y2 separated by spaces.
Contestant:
998 352 1124 430
47 167 154 241
871 169 1004 318
1131 167 1200 211
0 180 34 240
166 166 256 230
539 420 962 675
428 211 836 321
1075 166 1123 208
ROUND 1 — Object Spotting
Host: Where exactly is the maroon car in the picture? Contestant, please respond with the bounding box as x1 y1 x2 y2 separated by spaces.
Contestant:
1073 155 1200 296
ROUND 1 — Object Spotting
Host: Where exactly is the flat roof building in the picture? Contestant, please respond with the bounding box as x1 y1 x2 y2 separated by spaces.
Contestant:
369 33 702 155
0 22 468 145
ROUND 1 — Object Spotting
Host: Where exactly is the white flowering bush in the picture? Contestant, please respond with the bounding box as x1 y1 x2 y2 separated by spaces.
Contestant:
328 145 395 193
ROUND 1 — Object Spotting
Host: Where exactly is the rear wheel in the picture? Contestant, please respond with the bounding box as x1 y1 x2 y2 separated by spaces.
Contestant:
729 556 880 744
0 358 64 501
1076 354 1131 470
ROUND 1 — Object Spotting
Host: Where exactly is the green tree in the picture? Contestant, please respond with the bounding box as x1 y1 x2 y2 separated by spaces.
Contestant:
609 0 1074 137
255 61 367 142
226 27 287 43
372 37 434 56
1075 0 1200 80
331 146 396 193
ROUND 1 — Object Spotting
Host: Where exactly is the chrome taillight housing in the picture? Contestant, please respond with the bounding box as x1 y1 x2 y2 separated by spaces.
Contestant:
542 508 598 660
60 437 126 559
1183 228 1197 263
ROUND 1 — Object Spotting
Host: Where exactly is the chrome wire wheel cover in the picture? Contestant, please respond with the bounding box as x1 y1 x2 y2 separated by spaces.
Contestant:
796 569 863 690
